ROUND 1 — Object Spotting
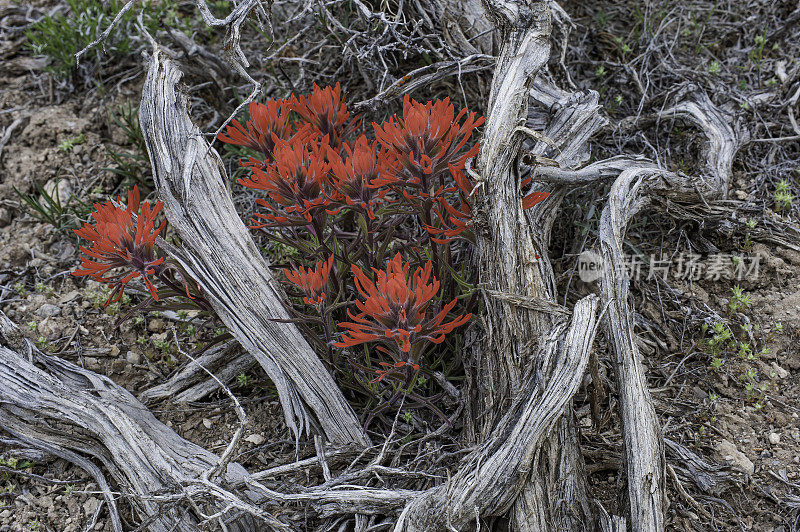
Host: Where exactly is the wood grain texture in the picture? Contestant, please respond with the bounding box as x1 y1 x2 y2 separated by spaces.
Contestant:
0 312 275 532
396 296 600 531
138 48 367 447
596 89 745 531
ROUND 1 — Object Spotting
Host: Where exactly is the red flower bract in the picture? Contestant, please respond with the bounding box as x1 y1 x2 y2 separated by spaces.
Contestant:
219 99 293 160
293 83 357 150
327 135 393 220
335 253 471 357
284 254 334 311
239 134 331 225
72 186 166 305
372 95 484 198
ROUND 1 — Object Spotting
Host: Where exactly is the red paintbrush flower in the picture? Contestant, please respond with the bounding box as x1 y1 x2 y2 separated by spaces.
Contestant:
284 254 334 311
293 83 358 150
239 134 331 225
327 135 393 220
72 186 166 305
425 168 475 243
372 95 484 199
335 253 471 359
219 99 293 160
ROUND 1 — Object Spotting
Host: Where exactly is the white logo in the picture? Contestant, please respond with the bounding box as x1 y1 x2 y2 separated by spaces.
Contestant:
577 250 604 282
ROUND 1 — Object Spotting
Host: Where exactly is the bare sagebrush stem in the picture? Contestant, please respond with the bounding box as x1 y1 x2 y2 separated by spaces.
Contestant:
0 312 270 532
593 89 746 531
395 295 600 531
138 47 368 447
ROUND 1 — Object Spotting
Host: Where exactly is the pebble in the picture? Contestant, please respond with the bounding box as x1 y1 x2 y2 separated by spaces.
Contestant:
36 303 61 318
715 439 755 475
769 433 781 445
58 290 81 304
83 497 101 517
0 207 12 227
202 418 213 429
148 319 165 332
771 362 789 379
126 351 141 365
245 434 265 445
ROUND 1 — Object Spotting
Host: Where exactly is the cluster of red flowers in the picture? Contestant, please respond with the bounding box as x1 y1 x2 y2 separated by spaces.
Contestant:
217 83 550 423
72 83 549 427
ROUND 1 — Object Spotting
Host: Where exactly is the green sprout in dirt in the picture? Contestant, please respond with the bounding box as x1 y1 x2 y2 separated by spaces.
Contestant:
708 60 720 75
774 179 793 211
153 338 172 355
58 133 85 153
35 336 48 349
237 373 251 387
728 285 751 313
595 65 607 77
26 321 37 331
749 33 767 69
702 321 733 371
13 182 90 231
14 282 27 297
35 282 55 297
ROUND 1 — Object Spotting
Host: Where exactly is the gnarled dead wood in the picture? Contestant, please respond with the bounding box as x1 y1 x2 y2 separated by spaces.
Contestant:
0 312 275 532
139 340 254 404
138 47 367 447
594 90 746 531
395 295 600 531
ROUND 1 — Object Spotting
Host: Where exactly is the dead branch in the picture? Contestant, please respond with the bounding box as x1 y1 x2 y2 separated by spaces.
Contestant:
0 311 275 532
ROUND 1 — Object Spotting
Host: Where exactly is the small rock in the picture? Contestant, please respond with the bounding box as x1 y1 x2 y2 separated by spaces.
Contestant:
59 290 81 304
43 178 72 204
35 303 61 318
202 418 213 429
109 345 120 357
245 434 265 445
0 207 12 227
769 433 781 445
83 497 101 517
771 362 789 379
715 439 754 475
125 351 141 365
148 319 165 333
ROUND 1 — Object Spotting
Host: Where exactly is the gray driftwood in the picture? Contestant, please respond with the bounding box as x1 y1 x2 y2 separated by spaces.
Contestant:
0 312 278 532
139 340 254 404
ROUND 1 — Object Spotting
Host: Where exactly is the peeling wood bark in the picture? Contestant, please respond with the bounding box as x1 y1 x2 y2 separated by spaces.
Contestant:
396 296 600 531
595 90 746 531
465 3 608 530
138 48 367 447
598 165 668 532
139 340 254 404
0 312 273 532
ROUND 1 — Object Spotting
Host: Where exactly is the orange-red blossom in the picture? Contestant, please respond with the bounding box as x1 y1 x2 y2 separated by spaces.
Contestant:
72 186 165 305
335 253 471 373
